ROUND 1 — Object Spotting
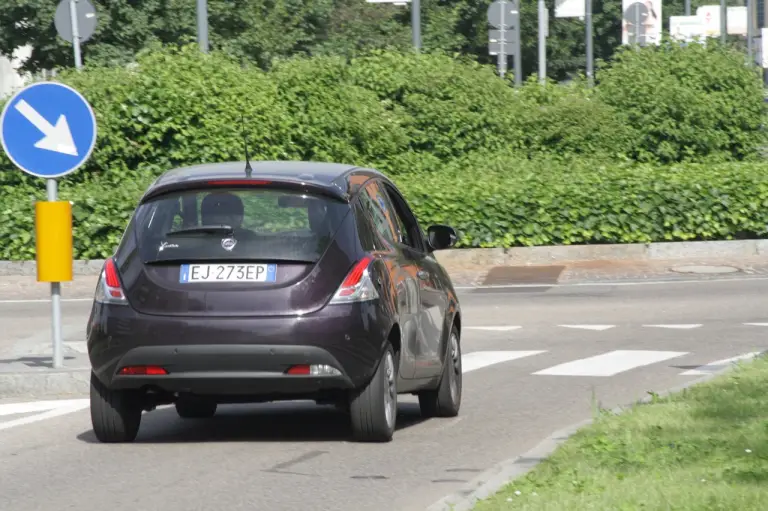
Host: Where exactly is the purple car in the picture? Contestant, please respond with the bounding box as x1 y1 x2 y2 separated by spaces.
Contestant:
87 161 463 443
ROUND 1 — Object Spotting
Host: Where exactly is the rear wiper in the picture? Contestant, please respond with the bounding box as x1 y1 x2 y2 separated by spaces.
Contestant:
165 225 234 237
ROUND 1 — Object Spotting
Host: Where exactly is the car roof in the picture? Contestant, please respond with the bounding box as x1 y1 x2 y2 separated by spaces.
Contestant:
141 161 391 202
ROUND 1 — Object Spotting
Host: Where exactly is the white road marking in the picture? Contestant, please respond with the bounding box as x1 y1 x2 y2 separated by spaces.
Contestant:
0 298 92 304
680 352 763 376
454 275 768 290
462 351 546 373
0 399 89 417
534 350 688 377
0 399 89 432
743 323 768 327
465 326 522 332
558 325 615 331
643 324 702 329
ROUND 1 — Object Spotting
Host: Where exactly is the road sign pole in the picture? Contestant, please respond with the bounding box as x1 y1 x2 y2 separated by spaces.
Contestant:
68 0 82 69
538 0 546 83
685 0 691 16
45 178 64 369
514 5 522 87
586 0 594 86
499 2 507 78
197 0 209 53
748 0 753 63
721 0 727 44
411 0 422 50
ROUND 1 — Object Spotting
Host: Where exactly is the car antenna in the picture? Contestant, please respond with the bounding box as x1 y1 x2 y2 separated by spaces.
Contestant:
241 115 253 178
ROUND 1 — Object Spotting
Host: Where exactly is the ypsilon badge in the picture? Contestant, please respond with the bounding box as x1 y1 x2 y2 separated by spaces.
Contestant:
221 238 237 251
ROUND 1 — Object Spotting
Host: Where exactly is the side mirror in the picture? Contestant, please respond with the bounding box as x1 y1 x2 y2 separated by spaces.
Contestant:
427 225 457 251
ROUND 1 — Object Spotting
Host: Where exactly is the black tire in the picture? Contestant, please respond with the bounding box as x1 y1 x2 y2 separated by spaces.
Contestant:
90 372 143 443
418 324 462 418
349 343 397 442
175 396 217 419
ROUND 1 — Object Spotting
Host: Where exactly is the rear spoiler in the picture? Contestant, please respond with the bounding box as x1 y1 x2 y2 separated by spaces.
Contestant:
139 177 350 204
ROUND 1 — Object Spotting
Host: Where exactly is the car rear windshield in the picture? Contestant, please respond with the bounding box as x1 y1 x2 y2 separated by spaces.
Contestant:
134 187 350 264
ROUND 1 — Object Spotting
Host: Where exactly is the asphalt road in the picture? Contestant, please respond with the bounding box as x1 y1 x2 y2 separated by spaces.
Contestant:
1 278 767 511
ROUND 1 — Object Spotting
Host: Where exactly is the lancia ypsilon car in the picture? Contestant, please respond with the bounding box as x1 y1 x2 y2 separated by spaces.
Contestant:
87 161 462 443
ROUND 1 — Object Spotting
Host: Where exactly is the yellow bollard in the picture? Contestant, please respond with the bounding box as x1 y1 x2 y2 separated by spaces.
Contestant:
35 201 73 282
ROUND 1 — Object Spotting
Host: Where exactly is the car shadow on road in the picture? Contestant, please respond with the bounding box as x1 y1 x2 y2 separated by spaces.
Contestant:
76 400 428 444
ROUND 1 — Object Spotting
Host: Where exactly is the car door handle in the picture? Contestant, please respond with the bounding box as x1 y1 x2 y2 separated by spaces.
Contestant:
417 270 429 280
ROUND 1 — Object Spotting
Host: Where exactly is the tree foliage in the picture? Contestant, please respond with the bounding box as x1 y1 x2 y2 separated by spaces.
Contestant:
0 0 751 81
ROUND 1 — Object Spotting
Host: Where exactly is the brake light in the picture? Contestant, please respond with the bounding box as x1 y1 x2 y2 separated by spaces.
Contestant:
286 365 310 375
95 258 127 304
118 365 168 376
207 180 271 186
329 255 379 304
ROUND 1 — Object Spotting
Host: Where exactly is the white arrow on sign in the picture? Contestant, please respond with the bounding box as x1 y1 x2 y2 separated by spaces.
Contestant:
14 99 78 156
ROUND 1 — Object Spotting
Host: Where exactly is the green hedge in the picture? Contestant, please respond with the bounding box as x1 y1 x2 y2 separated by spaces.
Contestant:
0 43 766 260
3 156 768 260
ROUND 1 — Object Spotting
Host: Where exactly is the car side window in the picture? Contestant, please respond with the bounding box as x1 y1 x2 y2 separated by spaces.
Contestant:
359 181 398 248
382 183 426 253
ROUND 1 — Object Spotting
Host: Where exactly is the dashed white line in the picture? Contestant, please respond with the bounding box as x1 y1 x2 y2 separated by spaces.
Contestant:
462 351 546 373
534 350 688 377
558 325 615 331
680 352 763 376
465 326 522 332
0 399 89 432
743 323 768 327
643 324 702 329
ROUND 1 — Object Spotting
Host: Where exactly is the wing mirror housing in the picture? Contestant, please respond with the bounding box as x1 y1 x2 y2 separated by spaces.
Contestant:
426 225 458 251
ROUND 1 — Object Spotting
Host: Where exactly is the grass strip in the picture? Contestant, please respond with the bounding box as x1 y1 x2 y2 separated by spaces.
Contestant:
473 355 768 510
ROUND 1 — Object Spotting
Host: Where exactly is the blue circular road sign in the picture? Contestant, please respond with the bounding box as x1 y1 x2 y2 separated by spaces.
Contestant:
0 81 97 179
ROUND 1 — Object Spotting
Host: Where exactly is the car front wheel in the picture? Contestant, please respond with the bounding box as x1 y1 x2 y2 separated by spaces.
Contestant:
418 324 462 418
349 343 397 442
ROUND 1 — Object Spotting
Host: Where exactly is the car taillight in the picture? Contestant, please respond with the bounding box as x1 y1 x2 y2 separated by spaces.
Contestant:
329 255 379 304
118 365 168 376
94 258 127 305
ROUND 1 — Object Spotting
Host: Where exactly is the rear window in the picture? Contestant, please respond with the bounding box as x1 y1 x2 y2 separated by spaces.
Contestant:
134 188 350 263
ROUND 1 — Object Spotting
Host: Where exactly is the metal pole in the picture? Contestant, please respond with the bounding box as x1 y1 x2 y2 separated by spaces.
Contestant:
68 0 82 69
46 179 63 369
499 2 507 78
514 1 522 86
412 0 422 50
538 0 546 83
586 0 594 86
685 0 691 16
747 0 753 63
721 0 727 44
197 0 209 53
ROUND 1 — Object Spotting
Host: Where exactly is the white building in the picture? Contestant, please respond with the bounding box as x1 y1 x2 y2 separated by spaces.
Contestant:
0 46 33 98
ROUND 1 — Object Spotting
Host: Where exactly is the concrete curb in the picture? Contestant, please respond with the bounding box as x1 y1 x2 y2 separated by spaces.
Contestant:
0 368 90 399
0 239 767 276
426 351 767 511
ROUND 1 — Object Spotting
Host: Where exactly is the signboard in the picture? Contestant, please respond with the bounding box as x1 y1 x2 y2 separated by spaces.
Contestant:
696 5 749 37
622 0 662 46
670 15 704 42
0 82 97 179
555 0 585 18
54 0 98 44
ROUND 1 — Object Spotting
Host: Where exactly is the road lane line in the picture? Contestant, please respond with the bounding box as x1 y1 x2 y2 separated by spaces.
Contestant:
558 325 615 331
680 352 763 376
743 323 768 326
0 399 89 431
534 350 688 377
643 324 702 329
465 326 522 332
462 351 546 373
0 398 89 417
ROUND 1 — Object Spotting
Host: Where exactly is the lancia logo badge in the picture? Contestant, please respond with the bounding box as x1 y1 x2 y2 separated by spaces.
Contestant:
221 238 237 251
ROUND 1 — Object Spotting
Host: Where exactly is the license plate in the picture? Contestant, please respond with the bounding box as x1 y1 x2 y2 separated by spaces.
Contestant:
179 264 277 283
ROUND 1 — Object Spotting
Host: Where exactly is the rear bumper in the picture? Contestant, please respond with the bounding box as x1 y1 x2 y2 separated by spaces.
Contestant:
87 300 391 395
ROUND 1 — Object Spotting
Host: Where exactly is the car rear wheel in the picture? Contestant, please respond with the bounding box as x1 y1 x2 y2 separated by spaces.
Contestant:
418 325 462 418
349 343 397 442
175 396 217 419
90 372 143 443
